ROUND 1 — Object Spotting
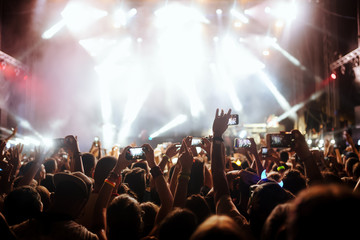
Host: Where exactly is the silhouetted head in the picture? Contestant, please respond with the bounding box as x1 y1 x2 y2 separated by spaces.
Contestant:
107 194 143 240
158 208 197 240
3 186 42 225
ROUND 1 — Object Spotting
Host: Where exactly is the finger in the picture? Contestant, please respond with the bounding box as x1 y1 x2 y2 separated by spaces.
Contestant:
227 109 232 116
220 109 224 116
215 108 219 118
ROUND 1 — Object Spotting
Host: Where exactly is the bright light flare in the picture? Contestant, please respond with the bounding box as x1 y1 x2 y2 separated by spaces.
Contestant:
42 19 66 39
61 1 108 33
258 71 291 112
154 3 209 28
230 9 249 24
267 1 298 22
113 8 137 28
149 115 188 139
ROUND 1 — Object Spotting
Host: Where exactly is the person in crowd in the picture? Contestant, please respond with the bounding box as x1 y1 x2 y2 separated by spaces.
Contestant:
1 109 360 240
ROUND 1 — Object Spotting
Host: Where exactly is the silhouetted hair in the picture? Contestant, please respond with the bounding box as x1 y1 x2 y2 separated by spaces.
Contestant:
288 184 360 240
107 194 143 240
43 158 57 174
41 174 56 192
188 158 204 196
81 153 96 177
3 186 42 225
185 194 211 224
93 156 116 189
282 169 307 196
124 167 146 202
158 208 197 240
140 202 159 237
190 215 248 240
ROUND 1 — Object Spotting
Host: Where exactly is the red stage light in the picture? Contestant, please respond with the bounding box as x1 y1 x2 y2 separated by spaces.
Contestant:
330 73 336 80
23 75 28 80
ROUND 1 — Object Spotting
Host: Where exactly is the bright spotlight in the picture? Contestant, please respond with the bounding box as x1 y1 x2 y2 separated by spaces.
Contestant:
230 9 249 24
239 130 247 138
216 9 223 15
318 139 324 147
269 1 298 22
263 50 270 56
154 3 209 28
330 73 337 80
275 20 284 28
43 138 54 148
330 139 335 144
61 1 108 33
307 139 312 145
113 8 137 28
258 71 291 112
149 115 188 139
42 19 66 39
128 8 137 17
234 21 243 28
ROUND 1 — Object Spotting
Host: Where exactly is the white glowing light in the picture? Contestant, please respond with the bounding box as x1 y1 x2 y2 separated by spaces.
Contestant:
263 50 270 56
330 139 336 144
149 115 188 139
275 20 284 28
154 3 209 28
271 1 298 22
61 2 108 33
113 8 137 28
216 9 223 15
79 38 117 57
318 139 324 147
43 138 54 148
230 9 249 24
307 139 312 145
42 19 66 39
239 130 247 138
258 71 291 112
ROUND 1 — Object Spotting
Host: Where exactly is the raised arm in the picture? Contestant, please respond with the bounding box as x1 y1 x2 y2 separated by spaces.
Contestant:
211 108 232 203
18 147 46 187
143 143 173 225
173 138 193 208
291 130 323 184
92 146 133 240
211 109 248 225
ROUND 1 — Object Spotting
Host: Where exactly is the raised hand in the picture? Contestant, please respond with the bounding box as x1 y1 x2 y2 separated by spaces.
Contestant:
142 144 156 168
213 108 232 138
113 146 134 174
178 139 193 173
200 137 211 154
165 142 180 159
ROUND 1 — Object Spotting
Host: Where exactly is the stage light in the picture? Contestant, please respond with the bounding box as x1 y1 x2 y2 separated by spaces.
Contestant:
263 50 270 56
137 37 143 43
275 20 284 28
154 3 209 28
213 36 219 42
113 8 137 28
216 9 223 15
330 139 335 144
128 8 137 17
43 138 54 148
42 19 66 39
269 1 298 22
234 21 242 28
149 114 188 139
318 139 324 147
239 130 247 138
330 73 337 80
258 71 291 112
230 9 249 24
61 1 108 33
307 139 312 145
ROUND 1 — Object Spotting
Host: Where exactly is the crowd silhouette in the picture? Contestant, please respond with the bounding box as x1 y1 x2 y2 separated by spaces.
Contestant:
1 108 360 240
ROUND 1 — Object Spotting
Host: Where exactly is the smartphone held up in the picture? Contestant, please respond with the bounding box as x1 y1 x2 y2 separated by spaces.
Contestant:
266 132 294 148
126 147 146 160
